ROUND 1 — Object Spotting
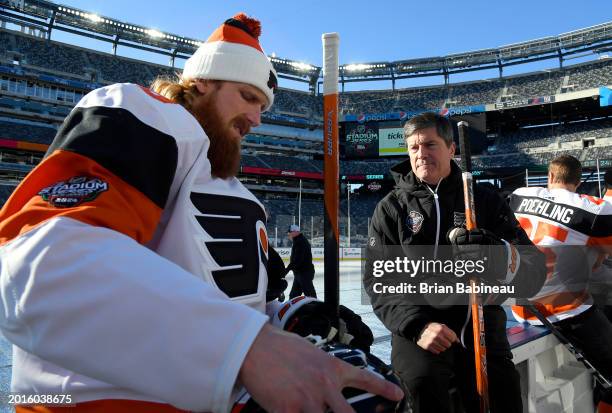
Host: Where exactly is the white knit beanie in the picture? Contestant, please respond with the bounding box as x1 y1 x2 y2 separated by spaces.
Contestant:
183 13 277 111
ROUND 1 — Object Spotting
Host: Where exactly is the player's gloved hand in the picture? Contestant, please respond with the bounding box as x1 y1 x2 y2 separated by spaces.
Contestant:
271 296 374 352
338 304 374 353
447 227 520 284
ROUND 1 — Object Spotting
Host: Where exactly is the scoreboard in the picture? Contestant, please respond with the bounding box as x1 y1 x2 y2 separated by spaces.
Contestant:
341 120 403 158
340 113 486 160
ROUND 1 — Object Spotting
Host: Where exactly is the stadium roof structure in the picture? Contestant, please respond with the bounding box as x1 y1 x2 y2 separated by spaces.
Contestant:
0 0 321 87
1 0 611 91
337 22 612 88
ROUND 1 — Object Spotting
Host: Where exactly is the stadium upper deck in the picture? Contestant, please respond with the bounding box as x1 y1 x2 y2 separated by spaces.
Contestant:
0 0 610 116
0 0 610 178
0 26 611 117
0 0 610 246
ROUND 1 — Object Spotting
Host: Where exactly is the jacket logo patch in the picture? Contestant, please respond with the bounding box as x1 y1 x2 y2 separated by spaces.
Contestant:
39 176 108 208
369 236 376 247
453 212 466 227
407 211 424 234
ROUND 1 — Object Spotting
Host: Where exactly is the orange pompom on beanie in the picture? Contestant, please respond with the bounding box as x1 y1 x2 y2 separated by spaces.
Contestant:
183 13 277 110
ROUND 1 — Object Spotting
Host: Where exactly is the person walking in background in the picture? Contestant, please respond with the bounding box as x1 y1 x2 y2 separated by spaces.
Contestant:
286 224 317 298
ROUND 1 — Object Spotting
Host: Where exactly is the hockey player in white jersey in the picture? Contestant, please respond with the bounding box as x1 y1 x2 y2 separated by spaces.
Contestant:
0 13 403 413
510 155 612 412
591 168 612 319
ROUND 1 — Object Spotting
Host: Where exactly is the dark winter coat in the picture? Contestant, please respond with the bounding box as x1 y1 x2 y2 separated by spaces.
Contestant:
364 160 546 354
287 233 315 275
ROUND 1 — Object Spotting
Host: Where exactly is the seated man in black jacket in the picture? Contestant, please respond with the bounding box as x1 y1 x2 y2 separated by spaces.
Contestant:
364 112 546 413
286 225 317 298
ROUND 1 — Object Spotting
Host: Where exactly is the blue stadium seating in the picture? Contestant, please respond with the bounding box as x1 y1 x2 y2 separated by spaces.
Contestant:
2 29 611 117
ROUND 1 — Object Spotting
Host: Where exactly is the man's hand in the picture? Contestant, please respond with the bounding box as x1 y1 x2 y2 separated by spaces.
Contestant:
239 324 404 413
416 322 459 355
447 227 519 284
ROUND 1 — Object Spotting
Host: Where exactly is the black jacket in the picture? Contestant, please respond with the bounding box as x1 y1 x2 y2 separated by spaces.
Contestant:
286 233 315 275
364 160 546 354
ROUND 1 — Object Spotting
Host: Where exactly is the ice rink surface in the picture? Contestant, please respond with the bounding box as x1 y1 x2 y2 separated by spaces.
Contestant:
0 261 390 412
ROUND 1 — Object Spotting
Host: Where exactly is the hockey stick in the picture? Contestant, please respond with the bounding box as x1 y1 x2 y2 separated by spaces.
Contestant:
322 33 340 317
458 120 490 413
520 301 612 389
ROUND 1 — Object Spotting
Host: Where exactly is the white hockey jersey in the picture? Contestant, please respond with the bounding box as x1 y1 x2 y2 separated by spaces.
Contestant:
510 186 612 323
0 84 270 412
604 188 612 204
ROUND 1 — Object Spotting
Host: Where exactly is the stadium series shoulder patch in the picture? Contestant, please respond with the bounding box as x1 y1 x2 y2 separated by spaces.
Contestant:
39 176 109 208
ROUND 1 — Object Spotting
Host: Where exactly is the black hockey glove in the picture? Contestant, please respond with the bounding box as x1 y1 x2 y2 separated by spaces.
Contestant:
271 297 374 352
447 227 520 284
339 305 374 353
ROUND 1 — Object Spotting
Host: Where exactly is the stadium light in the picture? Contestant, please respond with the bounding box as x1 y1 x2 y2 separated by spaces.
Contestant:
145 29 164 38
344 63 372 72
85 14 103 23
290 61 316 72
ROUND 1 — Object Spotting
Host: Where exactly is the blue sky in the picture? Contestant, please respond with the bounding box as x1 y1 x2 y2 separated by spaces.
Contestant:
47 0 611 89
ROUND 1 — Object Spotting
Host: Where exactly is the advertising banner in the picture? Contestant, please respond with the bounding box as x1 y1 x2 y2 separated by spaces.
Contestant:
341 174 385 180
341 248 362 259
601 86 612 107
341 105 487 159
494 95 555 110
241 166 323 180
378 127 405 156
344 122 379 158
277 248 361 261
342 105 486 123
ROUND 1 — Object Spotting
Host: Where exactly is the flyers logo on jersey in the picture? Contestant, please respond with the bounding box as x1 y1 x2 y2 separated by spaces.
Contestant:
190 192 267 298
38 176 108 208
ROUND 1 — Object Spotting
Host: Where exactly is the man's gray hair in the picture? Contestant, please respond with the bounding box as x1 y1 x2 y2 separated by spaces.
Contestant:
404 112 454 147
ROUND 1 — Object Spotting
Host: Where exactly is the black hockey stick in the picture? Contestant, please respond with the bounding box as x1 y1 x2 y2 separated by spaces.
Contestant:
458 120 490 413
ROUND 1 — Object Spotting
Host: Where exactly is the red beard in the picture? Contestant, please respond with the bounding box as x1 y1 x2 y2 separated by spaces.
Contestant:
191 91 250 179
